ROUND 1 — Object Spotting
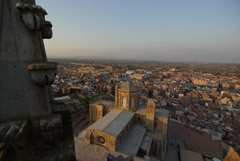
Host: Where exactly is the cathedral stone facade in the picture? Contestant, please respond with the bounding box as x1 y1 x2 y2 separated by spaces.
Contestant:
86 82 169 160
86 109 134 151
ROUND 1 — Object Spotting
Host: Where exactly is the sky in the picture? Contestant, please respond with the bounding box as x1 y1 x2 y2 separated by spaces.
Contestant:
38 0 240 63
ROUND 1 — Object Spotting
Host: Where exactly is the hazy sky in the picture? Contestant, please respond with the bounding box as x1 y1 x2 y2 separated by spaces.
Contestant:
38 0 240 63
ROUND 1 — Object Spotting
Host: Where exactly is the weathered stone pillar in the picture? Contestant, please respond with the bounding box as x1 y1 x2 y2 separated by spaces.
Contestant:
0 0 56 122
96 104 104 120
0 1 76 160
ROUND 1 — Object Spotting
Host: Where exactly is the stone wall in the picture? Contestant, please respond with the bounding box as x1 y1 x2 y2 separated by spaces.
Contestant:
85 130 117 151
85 113 134 152
89 103 113 123
154 118 168 137
52 102 74 140
146 100 155 132
0 0 53 122
115 86 139 112
168 120 223 159
96 104 104 120
135 114 146 127
150 138 166 160
0 0 76 160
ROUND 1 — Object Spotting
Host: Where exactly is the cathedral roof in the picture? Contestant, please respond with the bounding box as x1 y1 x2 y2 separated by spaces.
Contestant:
120 82 138 92
87 109 135 137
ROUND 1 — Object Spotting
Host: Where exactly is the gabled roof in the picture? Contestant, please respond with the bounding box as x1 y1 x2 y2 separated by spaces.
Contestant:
120 82 139 92
87 109 135 137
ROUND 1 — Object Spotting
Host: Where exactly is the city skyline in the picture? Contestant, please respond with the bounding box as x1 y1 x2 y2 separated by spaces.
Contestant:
1 0 239 160
39 0 240 63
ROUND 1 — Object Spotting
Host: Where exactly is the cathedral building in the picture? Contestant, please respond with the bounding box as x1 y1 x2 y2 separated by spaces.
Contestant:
82 82 169 160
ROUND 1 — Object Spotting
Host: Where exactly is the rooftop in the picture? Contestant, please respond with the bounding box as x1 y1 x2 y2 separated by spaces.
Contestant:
87 109 135 137
91 100 115 108
155 109 169 120
136 106 169 120
117 124 146 156
180 149 204 161
74 136 145 161
120 82 139 92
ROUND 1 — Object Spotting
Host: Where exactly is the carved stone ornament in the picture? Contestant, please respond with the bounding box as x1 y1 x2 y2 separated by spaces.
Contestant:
28 62 57 86
16 3 47 31
97 136 105 144
42 21 53 39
